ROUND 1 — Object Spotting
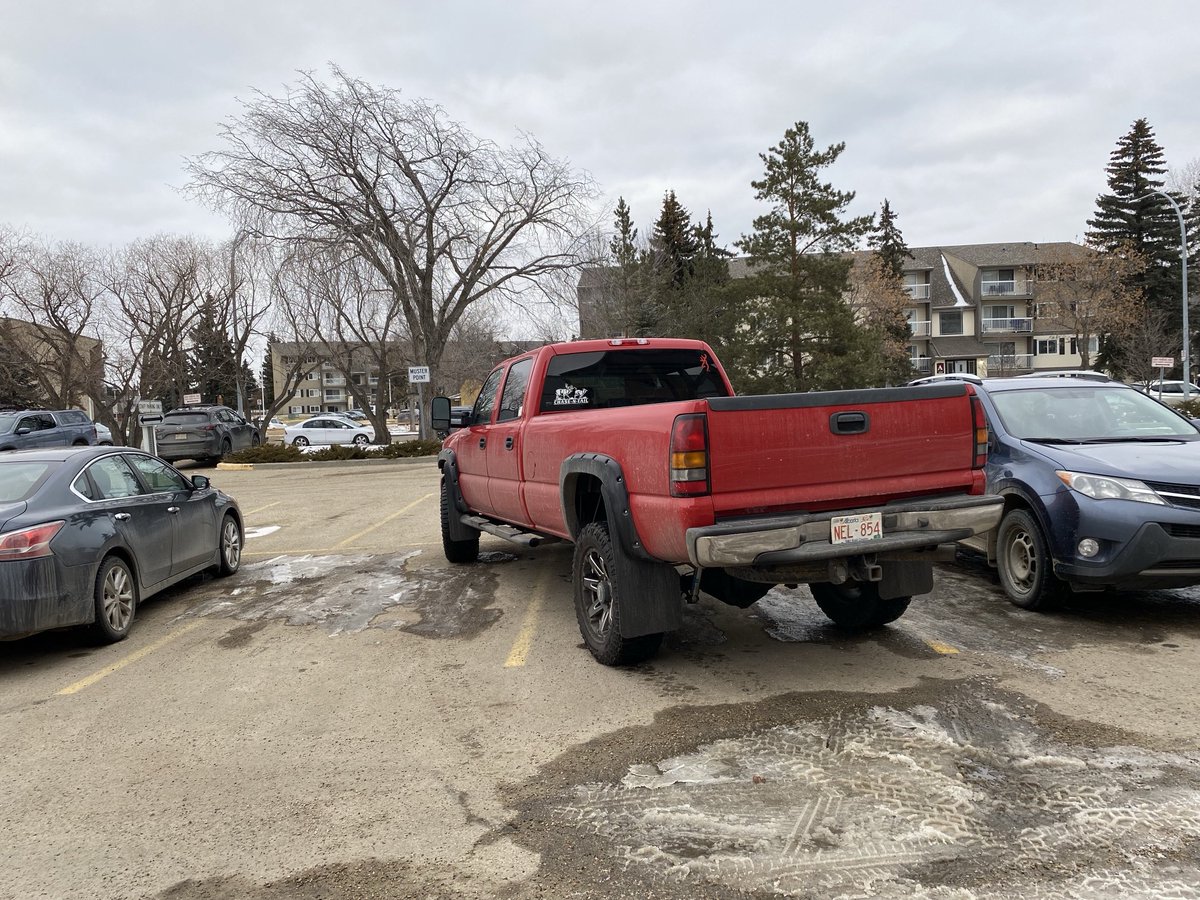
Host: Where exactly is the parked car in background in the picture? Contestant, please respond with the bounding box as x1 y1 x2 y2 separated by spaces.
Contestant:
343 408 369 422
952 375 1200 609
0 409 97 452
1141 380 1200 407
0 446 242 642
95 422 114 445
155 406 260 465
284 417 375 447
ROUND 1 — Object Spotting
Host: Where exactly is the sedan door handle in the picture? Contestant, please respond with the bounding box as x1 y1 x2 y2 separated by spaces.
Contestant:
167 506 180 514
113 512 131 522
479 437 486 449
505 436 514 450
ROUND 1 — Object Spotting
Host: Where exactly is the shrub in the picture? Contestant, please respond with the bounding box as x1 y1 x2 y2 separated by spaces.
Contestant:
1176 398 1200 420
226 443 305 463
225 438 441 464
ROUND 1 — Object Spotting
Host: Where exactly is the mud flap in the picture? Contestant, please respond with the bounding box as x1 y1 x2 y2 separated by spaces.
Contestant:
878 561 933 600
611 544 683 638
440 456 480 543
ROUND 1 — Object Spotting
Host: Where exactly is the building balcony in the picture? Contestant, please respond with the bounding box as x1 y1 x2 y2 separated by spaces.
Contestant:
987 354 1034 373
323 390 345 401
981 317 1033 334
980 279 1032 297
323 376 346 386
908 320 932 337
903 284 931 300
910 357 933 374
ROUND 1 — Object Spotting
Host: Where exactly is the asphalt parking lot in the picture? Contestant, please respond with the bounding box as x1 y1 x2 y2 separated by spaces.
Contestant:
3 459 1200 899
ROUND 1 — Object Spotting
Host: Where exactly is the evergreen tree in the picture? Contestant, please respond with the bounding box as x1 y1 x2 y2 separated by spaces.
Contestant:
1086 119 1186 330
651 190 699 289
187 300 242 406
868 199 913 279
726 121 875 392
660 210 736 345
261 336 277 410
609 197 638 269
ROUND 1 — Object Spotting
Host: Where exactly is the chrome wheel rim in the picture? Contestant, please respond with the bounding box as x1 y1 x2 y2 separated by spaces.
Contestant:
222 518 241 570
581 548 613 638
353 435 368 445
103 564 134 631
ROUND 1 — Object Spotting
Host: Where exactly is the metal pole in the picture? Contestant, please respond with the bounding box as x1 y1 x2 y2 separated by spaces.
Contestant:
1137 190 1190 399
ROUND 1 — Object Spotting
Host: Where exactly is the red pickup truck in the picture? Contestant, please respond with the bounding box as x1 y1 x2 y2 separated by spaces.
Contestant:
432 338 1002 665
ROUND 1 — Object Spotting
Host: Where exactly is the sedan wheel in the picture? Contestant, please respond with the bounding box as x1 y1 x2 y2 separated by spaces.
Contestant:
89 556 137 643
217 514 242 576
293 435 310 447
352 434 370 446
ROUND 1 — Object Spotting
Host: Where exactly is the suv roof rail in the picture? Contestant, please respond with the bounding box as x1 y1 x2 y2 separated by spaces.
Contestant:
1014 370 1111 382
907 373 984 386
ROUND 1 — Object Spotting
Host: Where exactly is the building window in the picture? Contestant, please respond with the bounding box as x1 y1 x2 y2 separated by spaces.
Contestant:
939 310 963 336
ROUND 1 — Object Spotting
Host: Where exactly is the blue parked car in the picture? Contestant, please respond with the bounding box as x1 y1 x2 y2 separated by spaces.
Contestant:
920 375 1200 609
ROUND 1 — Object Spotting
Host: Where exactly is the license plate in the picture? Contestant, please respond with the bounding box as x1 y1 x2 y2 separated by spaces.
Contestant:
174 434 188 440
831 512 883 544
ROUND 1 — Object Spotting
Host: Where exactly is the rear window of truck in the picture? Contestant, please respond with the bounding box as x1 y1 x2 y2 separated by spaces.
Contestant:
539 349 729 413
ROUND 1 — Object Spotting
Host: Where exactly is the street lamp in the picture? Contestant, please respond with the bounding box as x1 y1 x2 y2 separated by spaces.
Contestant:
1136 190 1190 399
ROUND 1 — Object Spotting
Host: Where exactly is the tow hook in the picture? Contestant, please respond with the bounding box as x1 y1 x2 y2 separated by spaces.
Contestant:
683 569 702 604
828 557 883 584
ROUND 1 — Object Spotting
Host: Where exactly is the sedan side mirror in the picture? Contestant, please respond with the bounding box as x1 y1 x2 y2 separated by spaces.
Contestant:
191 475 210 491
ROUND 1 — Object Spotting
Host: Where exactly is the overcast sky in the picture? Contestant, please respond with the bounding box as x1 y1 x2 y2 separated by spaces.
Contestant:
2 0 1197 255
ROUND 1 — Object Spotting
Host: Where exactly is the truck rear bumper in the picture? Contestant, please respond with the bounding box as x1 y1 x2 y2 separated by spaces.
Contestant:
686 494 1004 568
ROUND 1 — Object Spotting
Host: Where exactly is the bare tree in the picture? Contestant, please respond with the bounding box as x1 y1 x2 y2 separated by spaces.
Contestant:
1033 242 1146 370
1112 304 1177 386
185 66 596 431
0 237 105 411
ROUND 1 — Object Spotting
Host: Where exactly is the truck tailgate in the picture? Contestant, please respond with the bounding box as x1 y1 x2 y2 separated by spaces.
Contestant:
705 383 980 515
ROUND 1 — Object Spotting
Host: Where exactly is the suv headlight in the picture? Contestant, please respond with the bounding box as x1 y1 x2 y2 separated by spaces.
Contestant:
1056 471 1167 505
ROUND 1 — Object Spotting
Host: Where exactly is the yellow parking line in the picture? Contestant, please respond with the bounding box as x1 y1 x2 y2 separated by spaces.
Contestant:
335 492 434 548
925 639 960 655
244 548 333 556
57 620 204 696
244 501 281 516
504 570 553 668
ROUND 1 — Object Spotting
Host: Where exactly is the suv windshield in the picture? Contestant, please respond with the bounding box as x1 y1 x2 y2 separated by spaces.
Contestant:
989 386 1199 440
538 348 729 413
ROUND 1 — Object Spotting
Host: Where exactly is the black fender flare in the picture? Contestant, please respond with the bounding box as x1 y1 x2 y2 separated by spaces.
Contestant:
559 453 654 561
437 449 479 542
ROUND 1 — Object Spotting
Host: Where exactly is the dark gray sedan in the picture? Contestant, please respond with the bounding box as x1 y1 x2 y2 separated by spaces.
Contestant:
0 446 243 642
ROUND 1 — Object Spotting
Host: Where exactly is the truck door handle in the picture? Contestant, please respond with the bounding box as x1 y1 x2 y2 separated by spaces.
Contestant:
505 436 514 450
479 437 486 449
113 512 131 522
830 411 869 435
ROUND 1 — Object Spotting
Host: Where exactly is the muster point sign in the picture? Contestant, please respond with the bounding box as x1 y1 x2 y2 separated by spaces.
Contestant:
408 366 430 384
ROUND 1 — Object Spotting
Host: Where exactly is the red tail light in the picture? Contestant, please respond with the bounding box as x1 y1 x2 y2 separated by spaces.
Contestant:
966 385 988 469
670 413 710 497
0 521 65 561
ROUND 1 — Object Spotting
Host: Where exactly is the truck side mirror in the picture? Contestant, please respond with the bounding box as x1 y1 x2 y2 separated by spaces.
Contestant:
431 396 451 434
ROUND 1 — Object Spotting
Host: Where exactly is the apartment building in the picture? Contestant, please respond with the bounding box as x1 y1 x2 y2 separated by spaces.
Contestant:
270 342 404 416
577 240 1096 378
900 242 1093 377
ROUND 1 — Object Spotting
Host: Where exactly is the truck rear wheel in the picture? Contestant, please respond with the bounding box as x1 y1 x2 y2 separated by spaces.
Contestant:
440 477 479 563
573 521 663 666
809 581 910 630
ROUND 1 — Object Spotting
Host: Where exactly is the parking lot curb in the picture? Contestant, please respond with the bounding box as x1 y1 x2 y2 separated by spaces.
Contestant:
217 462 255 471
219 455 438 471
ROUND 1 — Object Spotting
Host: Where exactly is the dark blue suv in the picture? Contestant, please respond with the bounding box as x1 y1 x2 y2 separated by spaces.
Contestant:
918 375 1200 609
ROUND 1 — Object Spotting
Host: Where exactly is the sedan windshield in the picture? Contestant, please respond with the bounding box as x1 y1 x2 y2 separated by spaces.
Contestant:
989 386 1198 441
0 461 57 502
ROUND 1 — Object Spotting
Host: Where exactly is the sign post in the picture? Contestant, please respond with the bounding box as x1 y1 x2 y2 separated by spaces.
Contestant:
1151 357 1175 399
137 400 163 454
408 366 431 440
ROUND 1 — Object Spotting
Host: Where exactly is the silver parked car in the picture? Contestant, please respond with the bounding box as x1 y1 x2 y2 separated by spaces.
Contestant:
284 417 375 447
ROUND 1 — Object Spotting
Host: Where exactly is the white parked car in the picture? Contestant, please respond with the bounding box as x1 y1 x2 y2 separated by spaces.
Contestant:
1143 380 1200 407
284 416 375 447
